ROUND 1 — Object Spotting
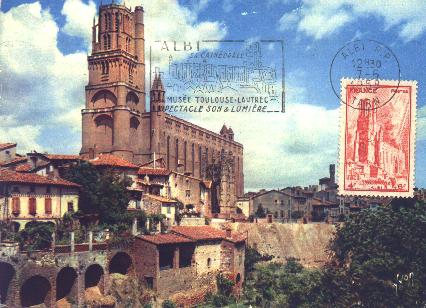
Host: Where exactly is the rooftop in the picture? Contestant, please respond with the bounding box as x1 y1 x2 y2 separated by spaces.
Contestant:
171 225 245 243
137 233 194 245
89 154 139 169
0 157 28 167
0 168 80 188
0 143 16 151
45 154 81 160
138 167 170 176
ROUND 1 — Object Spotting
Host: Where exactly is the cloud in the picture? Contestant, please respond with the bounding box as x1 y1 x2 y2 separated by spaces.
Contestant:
418 105 426 141
278 0 426 41
222 0 235 13
61 0 96 45
278 10 300 31
0 2 85 154
0 121 44 153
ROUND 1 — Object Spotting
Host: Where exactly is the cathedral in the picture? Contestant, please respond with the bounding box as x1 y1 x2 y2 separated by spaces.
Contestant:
353 98 406 179
80 3 244 198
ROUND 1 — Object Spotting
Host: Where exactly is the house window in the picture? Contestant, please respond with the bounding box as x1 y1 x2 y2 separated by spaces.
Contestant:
30 185 35 193
46 186 51 194
167 206 171 214
145 277 153 289
12 197 20 215
207 258 211 268
45 198 52 215
29 197 37 216
185 190 191 198
12 186 20 193
67 201 74 212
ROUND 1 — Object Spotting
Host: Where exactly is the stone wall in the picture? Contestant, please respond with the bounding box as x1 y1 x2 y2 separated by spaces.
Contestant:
232 222 335 267
194 241 222 275
0 246 134 307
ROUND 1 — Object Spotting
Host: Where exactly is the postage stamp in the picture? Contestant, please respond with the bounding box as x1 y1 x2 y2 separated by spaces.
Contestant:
338 79 417 197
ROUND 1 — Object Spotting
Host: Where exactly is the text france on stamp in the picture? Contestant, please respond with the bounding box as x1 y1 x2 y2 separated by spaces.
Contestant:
338 79 417 197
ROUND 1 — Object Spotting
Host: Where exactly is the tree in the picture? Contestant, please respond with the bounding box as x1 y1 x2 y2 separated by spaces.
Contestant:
325 198 426 307
63 162 132 227
255 204 266 218
19 221 54 251
161 299 176 308
244 246 272 274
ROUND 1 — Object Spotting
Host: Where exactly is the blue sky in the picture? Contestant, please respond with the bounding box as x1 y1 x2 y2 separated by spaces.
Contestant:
0 0 425 190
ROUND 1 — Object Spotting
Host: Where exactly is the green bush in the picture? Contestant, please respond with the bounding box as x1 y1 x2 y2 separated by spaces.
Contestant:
161 299 176 308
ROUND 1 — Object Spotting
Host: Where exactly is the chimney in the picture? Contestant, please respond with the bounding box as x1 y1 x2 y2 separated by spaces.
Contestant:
329 164 335 184
89 148 95 159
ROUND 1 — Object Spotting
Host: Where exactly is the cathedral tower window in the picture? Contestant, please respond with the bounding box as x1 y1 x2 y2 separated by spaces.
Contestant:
115 12 119 31
104 13 108 30
191 143 195 175
184 141 187 170
103 34 107 50
175 139 179 170
107 34 111 49
199 145 202 177
167 136 170 169
101 62 109 75
108 13 112 30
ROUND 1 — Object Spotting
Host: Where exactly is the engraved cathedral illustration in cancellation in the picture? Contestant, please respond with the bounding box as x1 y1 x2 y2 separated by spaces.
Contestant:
80 3 244 209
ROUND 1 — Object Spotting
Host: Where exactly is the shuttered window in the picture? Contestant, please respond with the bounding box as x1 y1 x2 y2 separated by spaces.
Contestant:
29 197 37 216
12 197 20 215
45 198 52 215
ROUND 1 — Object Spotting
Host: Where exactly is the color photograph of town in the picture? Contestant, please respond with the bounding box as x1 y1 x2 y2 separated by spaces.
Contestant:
0 1 425 307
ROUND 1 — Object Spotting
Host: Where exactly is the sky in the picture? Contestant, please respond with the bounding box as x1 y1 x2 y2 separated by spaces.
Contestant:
0 0 425 191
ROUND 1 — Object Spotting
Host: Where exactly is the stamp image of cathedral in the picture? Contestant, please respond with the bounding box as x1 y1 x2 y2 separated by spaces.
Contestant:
339 80 416 197
79 4 244 212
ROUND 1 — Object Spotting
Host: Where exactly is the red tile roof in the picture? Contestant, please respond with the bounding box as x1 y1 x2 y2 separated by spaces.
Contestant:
171 226 246 243
0 168 80 187
137 233 194 245
14 163 32 172
0 157 28 167
46 154 81 160
311 198 337 207
89 154 138 169
138 167 170 176
0 143 16 151
171 226 226 241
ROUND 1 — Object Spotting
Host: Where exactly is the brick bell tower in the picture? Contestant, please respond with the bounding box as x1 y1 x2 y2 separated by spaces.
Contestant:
80 3 145 162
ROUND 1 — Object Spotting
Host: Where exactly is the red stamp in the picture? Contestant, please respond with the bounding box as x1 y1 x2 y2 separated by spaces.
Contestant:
338 79 417 197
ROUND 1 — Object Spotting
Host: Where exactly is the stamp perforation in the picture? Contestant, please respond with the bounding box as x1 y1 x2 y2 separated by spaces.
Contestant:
338 78 417 198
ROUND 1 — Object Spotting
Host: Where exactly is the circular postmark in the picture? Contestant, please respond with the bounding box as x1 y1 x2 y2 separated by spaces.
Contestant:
329 39 400 110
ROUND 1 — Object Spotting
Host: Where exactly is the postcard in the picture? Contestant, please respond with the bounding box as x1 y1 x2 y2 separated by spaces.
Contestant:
0 1 425 307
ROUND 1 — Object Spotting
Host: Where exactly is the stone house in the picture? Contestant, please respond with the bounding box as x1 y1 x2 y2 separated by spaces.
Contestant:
250 190 292 219
235 197 250 218
134 225 246 305
0 168 80 230
0 143 17 163
168 171 212 217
